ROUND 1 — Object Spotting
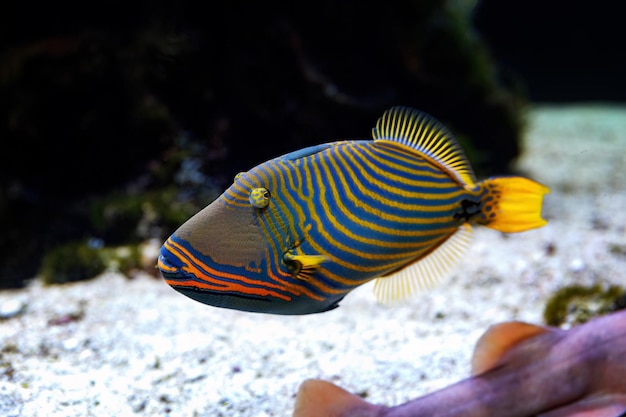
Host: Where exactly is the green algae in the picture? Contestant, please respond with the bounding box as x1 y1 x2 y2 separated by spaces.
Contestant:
38 241 145 285
543 284 626 327
39 241 108 285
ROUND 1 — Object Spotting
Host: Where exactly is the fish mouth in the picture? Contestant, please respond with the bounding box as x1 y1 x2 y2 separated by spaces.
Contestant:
157 246 184 280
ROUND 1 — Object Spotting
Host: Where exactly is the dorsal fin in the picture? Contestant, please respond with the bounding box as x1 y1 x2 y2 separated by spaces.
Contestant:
373 223 473 304
471 321 553 375
372 106 476 186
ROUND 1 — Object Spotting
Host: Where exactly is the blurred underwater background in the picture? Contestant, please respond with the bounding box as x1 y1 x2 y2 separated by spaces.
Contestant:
0 0 623 286
1 1 626 416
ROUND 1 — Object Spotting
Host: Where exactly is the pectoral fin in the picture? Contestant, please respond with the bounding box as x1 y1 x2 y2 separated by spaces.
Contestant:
283 251 327 280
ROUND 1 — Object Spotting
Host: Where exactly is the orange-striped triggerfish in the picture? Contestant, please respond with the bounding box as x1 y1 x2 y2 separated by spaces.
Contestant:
158 106 549 314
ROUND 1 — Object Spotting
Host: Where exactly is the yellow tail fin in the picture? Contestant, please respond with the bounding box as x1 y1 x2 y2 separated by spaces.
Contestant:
479 177 550 233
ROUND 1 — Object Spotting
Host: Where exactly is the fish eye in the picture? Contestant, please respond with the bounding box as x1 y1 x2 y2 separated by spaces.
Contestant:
250 187 271 208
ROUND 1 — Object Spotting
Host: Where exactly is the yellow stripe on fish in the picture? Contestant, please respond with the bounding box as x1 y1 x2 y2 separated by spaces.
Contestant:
158 106 550 314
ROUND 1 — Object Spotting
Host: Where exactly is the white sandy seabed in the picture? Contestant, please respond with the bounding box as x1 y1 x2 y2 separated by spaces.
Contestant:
1 105 625 417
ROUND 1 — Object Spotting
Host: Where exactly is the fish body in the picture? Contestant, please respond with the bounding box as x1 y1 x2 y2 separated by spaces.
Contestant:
293 310 626 417
158 107 549 314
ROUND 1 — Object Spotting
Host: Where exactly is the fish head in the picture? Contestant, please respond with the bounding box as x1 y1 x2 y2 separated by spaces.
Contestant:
157 165 334 314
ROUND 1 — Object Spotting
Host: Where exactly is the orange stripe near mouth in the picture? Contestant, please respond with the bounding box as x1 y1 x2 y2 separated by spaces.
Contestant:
163 238 327 303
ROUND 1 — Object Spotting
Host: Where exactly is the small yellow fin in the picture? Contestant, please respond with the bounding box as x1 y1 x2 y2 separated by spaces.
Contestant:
471 321 553 375
479 177 550 233
373 223 473 304
284 252 327 281
372 106 476 186
293 379 378 417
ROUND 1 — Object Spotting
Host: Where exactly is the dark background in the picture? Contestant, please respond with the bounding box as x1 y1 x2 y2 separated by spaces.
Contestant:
474 0 625 102
0 0 623 287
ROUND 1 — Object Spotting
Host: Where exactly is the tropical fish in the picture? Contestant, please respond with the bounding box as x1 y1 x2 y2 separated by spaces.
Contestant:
158 106 549 314
293 310 626 417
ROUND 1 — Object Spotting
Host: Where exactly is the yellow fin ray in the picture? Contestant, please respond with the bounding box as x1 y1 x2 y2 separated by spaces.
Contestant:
479 177 550 233
371 106 476 186
373 223 473 304
283 252 327 281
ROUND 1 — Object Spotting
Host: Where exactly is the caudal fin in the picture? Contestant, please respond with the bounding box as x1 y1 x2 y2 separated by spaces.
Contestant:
478 177 550 233
293 379 381 417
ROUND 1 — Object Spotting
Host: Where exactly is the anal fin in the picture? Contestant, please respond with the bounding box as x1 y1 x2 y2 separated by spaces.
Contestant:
373 223 473 304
